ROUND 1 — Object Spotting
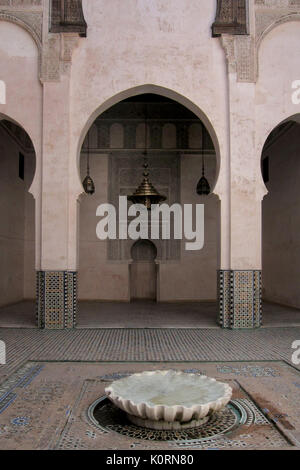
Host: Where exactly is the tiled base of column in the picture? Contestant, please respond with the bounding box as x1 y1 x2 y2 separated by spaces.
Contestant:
218 270 262 329
36 271 77 329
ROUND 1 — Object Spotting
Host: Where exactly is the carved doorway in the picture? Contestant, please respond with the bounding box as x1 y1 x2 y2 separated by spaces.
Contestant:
130 240 157 301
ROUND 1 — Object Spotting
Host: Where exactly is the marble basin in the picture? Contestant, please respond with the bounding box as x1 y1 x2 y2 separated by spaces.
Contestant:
105 370 232 430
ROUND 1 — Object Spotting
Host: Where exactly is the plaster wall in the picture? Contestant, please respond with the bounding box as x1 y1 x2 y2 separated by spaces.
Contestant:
69 0 229 272
256 21 300 172
0 127 35 306
158 154 219 301
79 153 130 301
78 150 218 302
0 20 42 277
0 21 41 164
2 2 300 291
223 19 300 271
262 123 300 308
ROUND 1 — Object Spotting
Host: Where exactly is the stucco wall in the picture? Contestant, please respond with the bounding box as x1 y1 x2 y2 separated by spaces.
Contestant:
78 151 218 302
1 2 300 306
79 154 130 301
256 21 300 161
0 19 42 285
70 0 228 203
159 155 219 301
0 126 35 306
262 122 300 308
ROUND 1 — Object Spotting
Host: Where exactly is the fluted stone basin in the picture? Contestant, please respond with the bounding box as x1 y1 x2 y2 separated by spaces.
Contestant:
105 370 232 430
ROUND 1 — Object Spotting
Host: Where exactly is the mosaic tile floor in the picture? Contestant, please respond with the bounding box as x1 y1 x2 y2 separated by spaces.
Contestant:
0 361 299 450
0 326 300 382
0 325 299 449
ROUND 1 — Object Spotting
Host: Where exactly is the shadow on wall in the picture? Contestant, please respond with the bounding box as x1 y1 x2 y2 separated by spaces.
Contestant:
262 119 300 309
0 118 36 308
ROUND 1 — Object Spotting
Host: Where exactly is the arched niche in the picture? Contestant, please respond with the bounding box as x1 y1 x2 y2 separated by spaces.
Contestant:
130 240 157 301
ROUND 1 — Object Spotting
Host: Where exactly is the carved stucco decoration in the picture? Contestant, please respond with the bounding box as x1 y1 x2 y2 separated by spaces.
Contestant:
0 1 42 5
0 1 85 82
0 10 42 48
216 0 300 82
41 33 80 81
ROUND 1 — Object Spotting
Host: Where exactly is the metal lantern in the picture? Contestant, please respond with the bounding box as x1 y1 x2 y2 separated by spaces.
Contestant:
82 130 95 195
127 160 166 210
196 155 210 195
127 105 166 210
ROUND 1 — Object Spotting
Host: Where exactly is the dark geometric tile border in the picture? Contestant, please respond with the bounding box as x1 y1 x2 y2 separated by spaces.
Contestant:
219 270 262 329
36 271 77 329
0 363 44 415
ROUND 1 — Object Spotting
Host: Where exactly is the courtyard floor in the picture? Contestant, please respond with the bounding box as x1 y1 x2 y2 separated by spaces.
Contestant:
0 302 300 450
0 300 300 328
0 322 299 450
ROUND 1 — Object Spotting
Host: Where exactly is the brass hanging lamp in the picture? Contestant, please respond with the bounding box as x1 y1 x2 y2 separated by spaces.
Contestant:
196 154 210 195
82 129 95 195
127 104 166 210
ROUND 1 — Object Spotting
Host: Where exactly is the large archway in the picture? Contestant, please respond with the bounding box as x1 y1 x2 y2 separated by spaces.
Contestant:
0 116 36 327
76 92 220 328
261 116 300 326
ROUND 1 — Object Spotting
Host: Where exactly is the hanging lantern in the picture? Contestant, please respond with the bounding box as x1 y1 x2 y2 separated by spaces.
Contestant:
82 174 95 195
127 160 166 210
196 155 210 195
127 105 166 210
82 130 95 195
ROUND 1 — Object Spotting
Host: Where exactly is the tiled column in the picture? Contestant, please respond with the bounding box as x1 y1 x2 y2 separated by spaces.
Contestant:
36 271 77 329
218 270 262 329
37 68 81 329
219 60 266 330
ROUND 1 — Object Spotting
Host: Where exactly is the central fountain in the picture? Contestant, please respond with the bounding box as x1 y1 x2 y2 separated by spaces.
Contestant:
104 370 232 430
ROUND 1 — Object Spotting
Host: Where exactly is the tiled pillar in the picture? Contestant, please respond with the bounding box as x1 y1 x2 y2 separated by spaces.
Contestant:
36 271 77 329
218 270 262 329
37 74 81 329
